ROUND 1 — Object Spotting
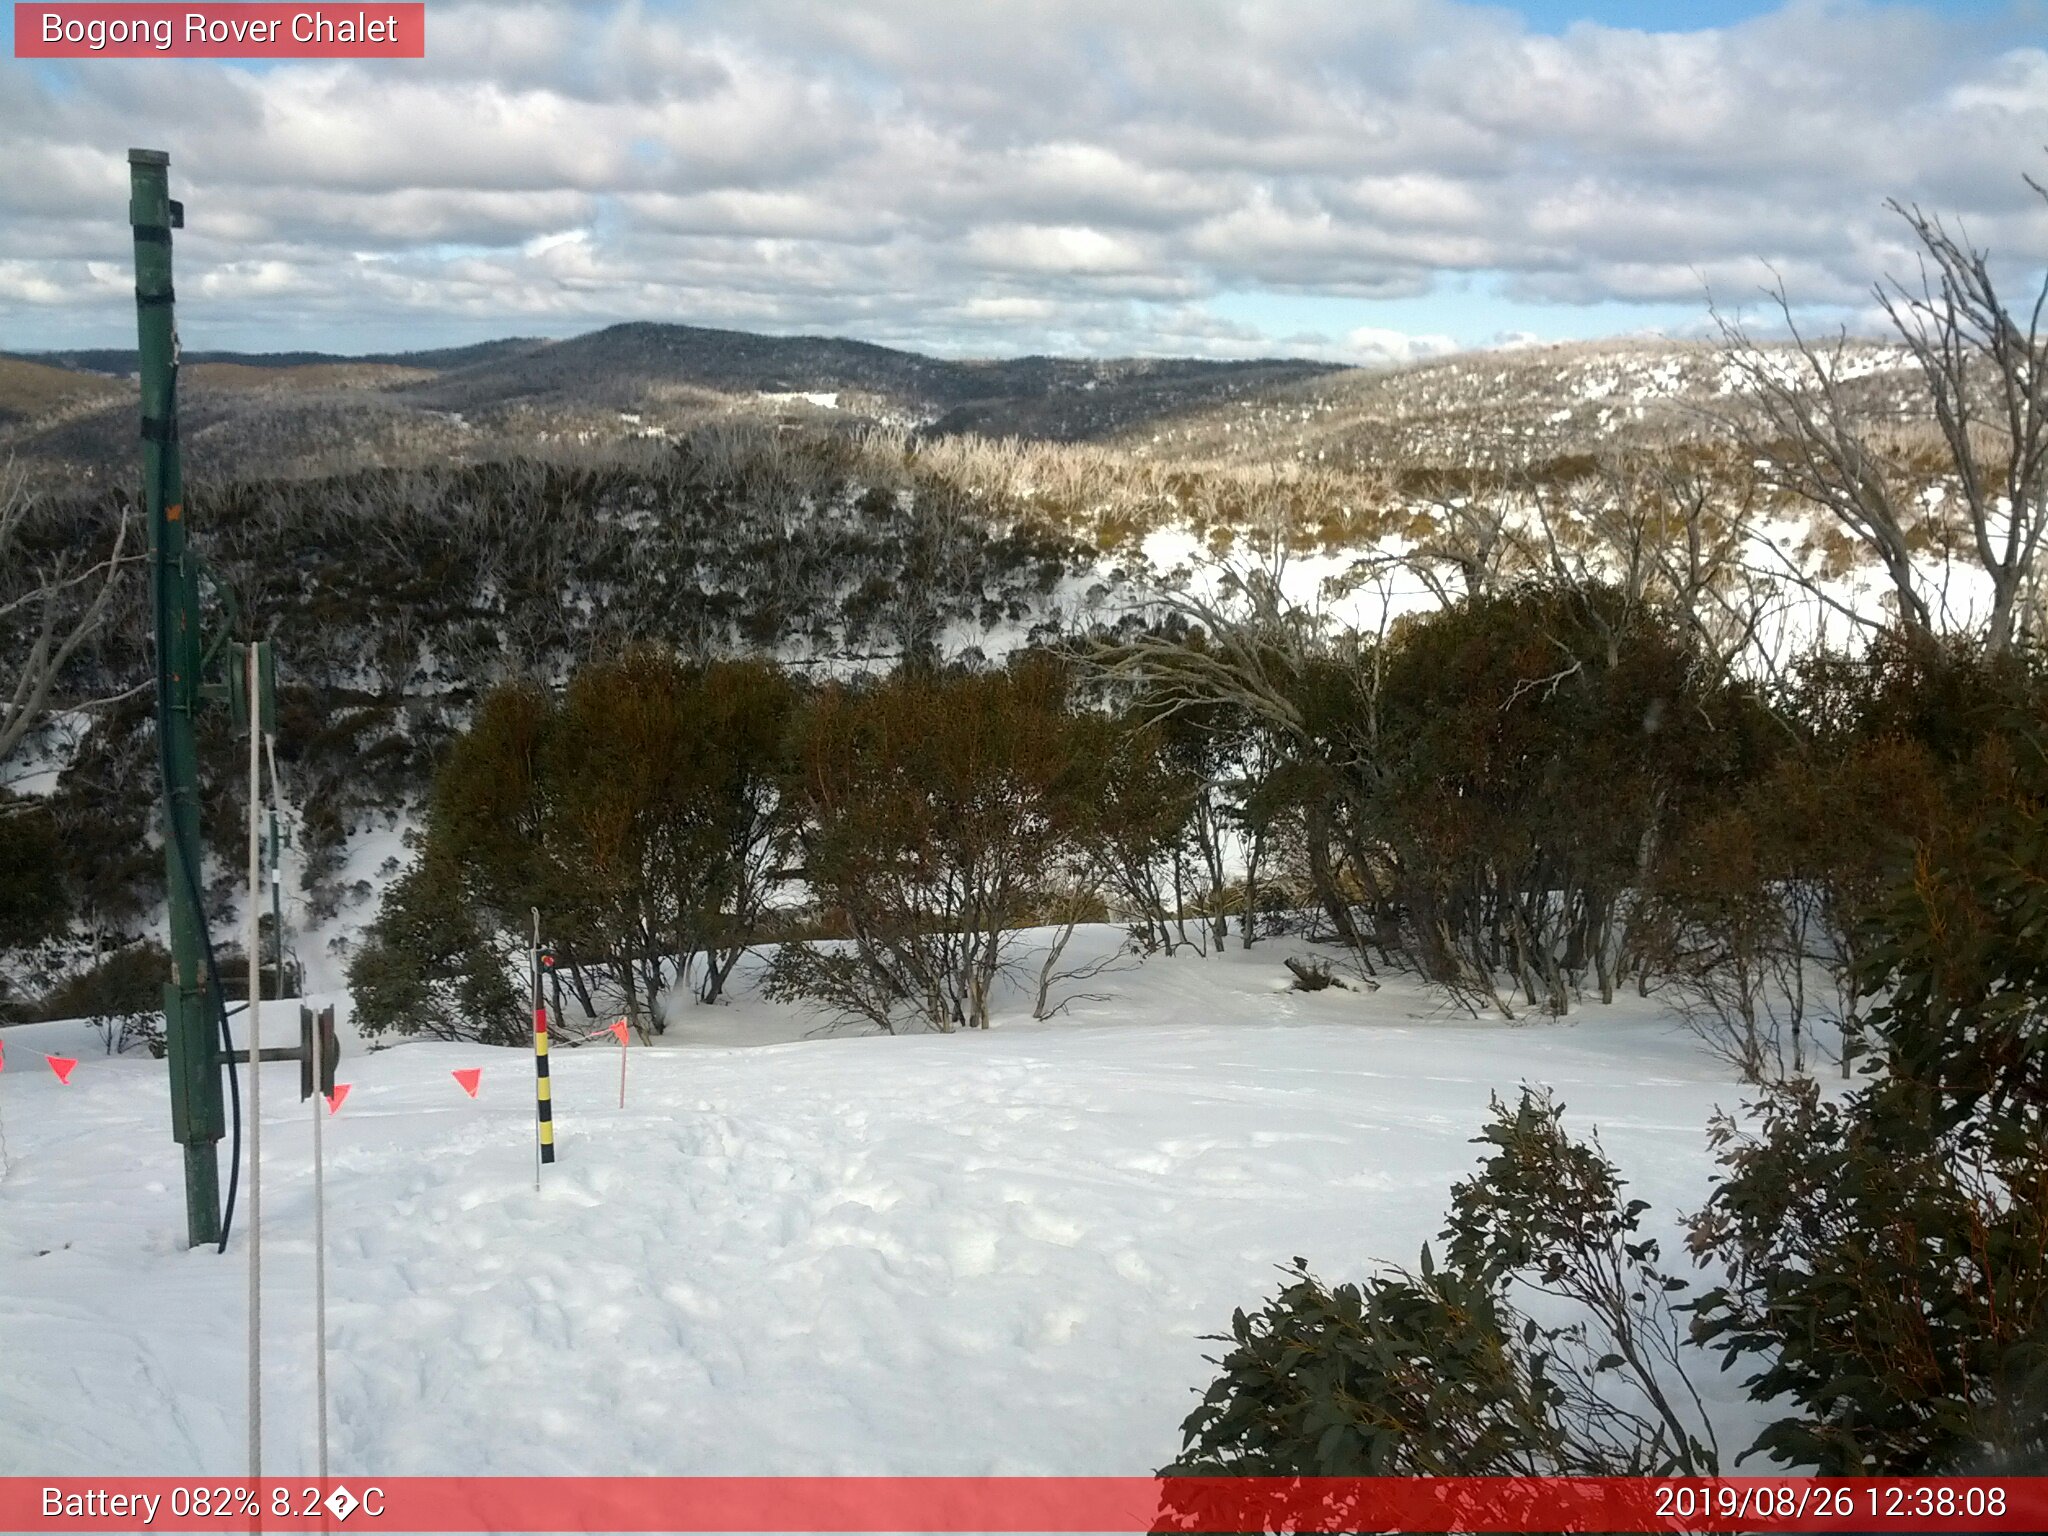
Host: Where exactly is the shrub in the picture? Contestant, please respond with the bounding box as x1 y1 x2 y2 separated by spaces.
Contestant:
0 803 69 949
1165 1256 1570 1477
1166 1089 1716 1478
1638 634 2044 1085
346 847 526 1046
35 941 170 1055
356 651 803 1037
766 658 1092 1032
1687 725 2048 1472
1366 584 1762 1013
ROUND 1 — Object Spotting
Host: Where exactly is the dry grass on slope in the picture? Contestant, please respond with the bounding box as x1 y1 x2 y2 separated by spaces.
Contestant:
183 361 436 393
0 356 123 428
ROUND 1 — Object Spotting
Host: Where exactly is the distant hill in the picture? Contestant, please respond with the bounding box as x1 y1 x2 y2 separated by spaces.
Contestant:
396 321 1338 434
0 354 123 428
24 338 548 375
2 322 1346 481
19 326 1328 429
0 322 1922 486
1119 336 1918 472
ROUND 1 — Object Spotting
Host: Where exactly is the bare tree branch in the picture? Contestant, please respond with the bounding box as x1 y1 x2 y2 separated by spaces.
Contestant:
0 462 137 769
1714 164 2048 651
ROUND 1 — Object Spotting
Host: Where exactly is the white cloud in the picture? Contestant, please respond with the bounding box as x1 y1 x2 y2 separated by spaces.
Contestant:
964 224 1151 276
1341 325 1461 366
0 0 2043 357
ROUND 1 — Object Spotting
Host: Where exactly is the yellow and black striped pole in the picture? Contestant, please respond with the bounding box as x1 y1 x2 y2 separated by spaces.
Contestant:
530 910 555 1185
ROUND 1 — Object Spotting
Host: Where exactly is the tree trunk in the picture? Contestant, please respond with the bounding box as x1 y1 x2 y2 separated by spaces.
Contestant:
1241 828 1265 950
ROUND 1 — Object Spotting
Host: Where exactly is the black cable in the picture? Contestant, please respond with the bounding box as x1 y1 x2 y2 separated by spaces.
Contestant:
150 412 243 1254
205 859 243 1257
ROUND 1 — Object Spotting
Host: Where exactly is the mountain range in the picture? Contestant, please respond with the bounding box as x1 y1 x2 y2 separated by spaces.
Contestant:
0 320 1916 486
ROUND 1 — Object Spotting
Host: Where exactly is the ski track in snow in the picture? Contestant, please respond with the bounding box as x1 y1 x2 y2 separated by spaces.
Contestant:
0 933 1773 1475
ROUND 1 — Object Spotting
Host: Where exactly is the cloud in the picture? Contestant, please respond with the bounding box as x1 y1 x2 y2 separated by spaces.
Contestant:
1 0 2043 357
1341 326 1462 367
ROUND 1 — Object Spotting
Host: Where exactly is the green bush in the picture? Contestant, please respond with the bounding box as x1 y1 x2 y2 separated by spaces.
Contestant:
346 847 526 1046
1166 1089 1717 1478
34 941 170 1055
1167 1256 1564 1476
1687 723 2048 1472
0 804 69 949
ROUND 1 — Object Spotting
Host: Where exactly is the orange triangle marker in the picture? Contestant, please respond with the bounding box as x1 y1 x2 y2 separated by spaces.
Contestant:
325 1084 351 1114
452 1067 482 1098
0 1038 7 1071
46 1055 77 1084
608 1020 629 1045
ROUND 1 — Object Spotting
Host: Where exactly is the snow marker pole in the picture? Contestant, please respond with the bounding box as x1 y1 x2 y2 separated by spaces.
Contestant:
311 1032 331 1481
245 643 263 1486
532 909 554 1185
535 1005 554 1173
618 1018 628 1109
536 909 544 1196
257 722 324 1480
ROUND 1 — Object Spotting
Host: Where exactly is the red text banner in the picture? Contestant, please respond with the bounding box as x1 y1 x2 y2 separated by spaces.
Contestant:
2 1477 2046 1533
14 5 425 59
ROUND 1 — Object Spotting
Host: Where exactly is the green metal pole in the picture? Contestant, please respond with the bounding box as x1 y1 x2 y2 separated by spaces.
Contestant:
132 147 224 1249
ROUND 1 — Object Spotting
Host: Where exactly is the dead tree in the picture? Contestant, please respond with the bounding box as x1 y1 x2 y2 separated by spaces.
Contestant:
1875 183 2048 652
1717 167 2048 651
1525 456 1788 688
0 466 135 774
1716 299 1932 639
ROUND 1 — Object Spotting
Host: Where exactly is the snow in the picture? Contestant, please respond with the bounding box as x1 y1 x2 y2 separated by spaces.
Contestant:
0 930 1774 1477
297 818 413 995
0 710 95 799
755 391 840 410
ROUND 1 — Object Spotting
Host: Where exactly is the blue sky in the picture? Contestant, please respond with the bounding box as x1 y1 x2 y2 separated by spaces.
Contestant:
2 0 2045 360
1213 283 1723 353
1517 2 1783 28
1518 0 2016 28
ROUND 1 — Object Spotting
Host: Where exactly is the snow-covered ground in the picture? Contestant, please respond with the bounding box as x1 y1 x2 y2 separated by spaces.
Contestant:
0 930 1774 1476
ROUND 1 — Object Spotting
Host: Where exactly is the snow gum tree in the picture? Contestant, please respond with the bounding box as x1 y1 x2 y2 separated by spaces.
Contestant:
766 657 1094 1033
1060 711 1203 956
543 652 799 1014
349 651 800 1041
1107 576 1761 1015
1365 584 1759 1015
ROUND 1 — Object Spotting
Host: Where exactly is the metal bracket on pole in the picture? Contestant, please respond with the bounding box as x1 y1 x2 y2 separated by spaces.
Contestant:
217 1008 335 1101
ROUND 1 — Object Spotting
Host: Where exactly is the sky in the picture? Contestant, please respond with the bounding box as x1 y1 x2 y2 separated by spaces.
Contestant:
2 0 2046 362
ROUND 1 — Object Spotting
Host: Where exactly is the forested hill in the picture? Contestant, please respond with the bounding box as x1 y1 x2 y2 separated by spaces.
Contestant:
2 323 1343 484
0 427 1152 989
3 324 1922 492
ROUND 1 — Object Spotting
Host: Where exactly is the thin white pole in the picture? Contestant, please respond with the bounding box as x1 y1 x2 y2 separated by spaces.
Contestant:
245 645 263 1485
312 1050 329 1472
279 730 331 1484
